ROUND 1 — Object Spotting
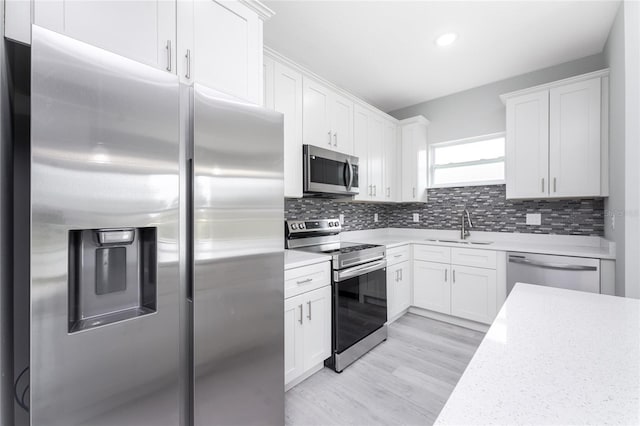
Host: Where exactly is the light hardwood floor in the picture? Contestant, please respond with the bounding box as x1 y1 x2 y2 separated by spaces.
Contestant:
285 313 485 426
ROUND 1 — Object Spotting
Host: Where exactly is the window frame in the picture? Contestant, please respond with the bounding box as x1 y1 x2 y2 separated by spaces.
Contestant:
428 132 506 189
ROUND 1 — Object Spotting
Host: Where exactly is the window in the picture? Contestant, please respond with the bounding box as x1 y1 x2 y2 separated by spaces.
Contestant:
429 133 505 188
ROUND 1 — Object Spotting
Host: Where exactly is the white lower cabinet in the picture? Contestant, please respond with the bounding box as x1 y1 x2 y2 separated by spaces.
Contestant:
413 260 450 314
412 246 499 325
284 285 331 389
450 265 497 324
386 261 411 321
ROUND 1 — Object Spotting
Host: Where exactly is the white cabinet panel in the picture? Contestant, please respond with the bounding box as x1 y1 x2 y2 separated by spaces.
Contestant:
383 120 398 201
353 105 370 201
192 0 262 104
368 114 384 201
450 265 497 324
451 247 497 269
387 245 410 266
303 77 333 149
413 244 451 264
302 286 332 369
505 90 549 199
331 92 354 154
387 261 411 321
284 261 330 299
272 61 303 198
284 295 305 384
549 78 602 197
413 261 450 314
34 0 176 72
400 117 429 202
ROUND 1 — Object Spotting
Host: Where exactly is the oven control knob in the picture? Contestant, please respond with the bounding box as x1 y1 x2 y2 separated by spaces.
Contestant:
291 224 297 230
328 222 333 227
334 221 340 227
299 223 305 229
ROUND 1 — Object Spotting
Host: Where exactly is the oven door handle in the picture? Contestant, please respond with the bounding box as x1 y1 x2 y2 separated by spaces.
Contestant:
334 259 387 282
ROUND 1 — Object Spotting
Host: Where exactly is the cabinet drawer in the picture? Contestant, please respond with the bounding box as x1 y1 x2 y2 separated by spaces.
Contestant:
451 248 497 269
387 245 410 266
413 244 451 264
285 261 331 299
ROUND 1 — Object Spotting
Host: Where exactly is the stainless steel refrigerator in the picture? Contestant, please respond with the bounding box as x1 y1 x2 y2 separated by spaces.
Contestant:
23 26 284 425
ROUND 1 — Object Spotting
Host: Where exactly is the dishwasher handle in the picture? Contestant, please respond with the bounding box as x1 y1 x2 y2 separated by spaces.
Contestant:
508 256 598 272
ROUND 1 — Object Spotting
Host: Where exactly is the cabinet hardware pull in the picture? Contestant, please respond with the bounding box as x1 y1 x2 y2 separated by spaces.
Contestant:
307 301 312 320
387 187 390 197
328 130 332 146
373 185 377 196
396 270 399 282
399 269 403 280
166 40 172 72
369 185 373 196
394 254 402 258
453 269 456 283
445 269 447 282
553 177 557 192
298 304 303 324
413 187 416 198
333 132 338 147
541 178 545 193
296 278 313 285
185 49 191 79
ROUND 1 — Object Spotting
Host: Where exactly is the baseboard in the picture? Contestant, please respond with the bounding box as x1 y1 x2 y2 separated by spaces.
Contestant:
285 362 325 392
408 307 490 333
387 308 410 324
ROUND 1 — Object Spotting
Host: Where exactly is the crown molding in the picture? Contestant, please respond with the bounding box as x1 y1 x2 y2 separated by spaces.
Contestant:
238 0 275 21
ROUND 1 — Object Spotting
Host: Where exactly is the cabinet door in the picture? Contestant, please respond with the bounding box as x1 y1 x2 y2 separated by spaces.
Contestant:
549 78 602 197
353 105 371 201
368 114 384 201
397 262 412 313
383 121 397 201
413 261 450 314
303 286 332 369
273 61 304 198
193 0 262 104
505 90 549 199
284 295 305 385
386 263 401 320
263 55 274 108
303 77 333 149
35 0 176 72
331 92 354 154
400 123 428 202
450 265 497 324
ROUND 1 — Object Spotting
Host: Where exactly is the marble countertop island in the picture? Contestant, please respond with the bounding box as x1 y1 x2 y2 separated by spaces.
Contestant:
435 284 639 425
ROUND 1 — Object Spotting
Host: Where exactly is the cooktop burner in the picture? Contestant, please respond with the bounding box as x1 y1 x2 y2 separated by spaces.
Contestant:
302 242 382 255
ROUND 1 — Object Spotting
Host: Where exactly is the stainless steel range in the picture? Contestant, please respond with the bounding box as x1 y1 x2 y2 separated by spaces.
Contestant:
286 219 387 372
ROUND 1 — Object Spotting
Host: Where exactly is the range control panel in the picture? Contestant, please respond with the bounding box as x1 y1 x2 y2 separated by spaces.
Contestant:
286 218 342 234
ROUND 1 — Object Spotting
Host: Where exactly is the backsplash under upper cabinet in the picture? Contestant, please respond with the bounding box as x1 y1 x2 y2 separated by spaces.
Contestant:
285 184 604 236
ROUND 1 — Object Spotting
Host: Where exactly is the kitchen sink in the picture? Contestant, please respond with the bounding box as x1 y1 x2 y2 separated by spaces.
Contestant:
424 238 493 245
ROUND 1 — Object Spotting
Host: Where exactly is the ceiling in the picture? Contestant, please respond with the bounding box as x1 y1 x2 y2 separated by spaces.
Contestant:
263 0 620 112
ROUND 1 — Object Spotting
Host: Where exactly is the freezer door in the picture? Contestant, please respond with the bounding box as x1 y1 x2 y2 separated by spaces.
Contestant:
31 26 180 425
192 84 284 425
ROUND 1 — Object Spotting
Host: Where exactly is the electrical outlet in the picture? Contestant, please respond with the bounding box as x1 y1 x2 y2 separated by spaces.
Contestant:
526 213 541 226
374 213 379 223
412 213 419 223
339 214 344 225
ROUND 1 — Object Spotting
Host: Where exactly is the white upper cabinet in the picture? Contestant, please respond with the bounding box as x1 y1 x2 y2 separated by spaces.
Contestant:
180 0 269 104
383 120 398 202
400 116 429 202
33 0 176 72
368 114 385 201
502 71 609 199
505 91 550 199
303 77 354 154
353 105 386 201
353 105 370 201
549 78 602 197
264 56 303 198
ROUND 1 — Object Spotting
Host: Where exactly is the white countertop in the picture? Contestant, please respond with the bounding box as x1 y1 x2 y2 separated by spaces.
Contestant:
284 249 331 270
341 228 615 259
435 284 640 425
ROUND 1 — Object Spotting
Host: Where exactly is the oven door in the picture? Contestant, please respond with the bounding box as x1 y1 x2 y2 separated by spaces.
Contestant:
303 144 359 196
333 260 387 354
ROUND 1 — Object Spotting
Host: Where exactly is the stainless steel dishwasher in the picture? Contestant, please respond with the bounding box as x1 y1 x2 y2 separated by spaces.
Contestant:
507 252 600 294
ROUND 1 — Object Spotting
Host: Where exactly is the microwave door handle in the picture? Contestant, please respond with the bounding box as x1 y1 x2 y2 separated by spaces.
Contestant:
345 158 353 191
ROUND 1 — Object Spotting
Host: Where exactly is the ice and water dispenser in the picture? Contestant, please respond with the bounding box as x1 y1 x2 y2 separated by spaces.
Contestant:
68 227 157 332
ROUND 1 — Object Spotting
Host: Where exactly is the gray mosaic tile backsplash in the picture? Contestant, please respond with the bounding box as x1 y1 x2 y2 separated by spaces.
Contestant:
285 185 605 236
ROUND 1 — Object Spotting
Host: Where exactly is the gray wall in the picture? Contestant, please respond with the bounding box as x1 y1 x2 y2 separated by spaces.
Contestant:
604 2 626 297
389 54 606 145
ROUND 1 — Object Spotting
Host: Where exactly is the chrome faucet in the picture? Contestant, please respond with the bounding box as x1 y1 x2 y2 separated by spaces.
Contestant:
461 209 473 240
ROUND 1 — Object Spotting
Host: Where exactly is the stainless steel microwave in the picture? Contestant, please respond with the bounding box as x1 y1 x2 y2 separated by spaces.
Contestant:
303 145 359 197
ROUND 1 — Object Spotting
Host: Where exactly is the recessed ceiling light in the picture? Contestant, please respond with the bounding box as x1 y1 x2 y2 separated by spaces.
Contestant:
435 32 458 47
